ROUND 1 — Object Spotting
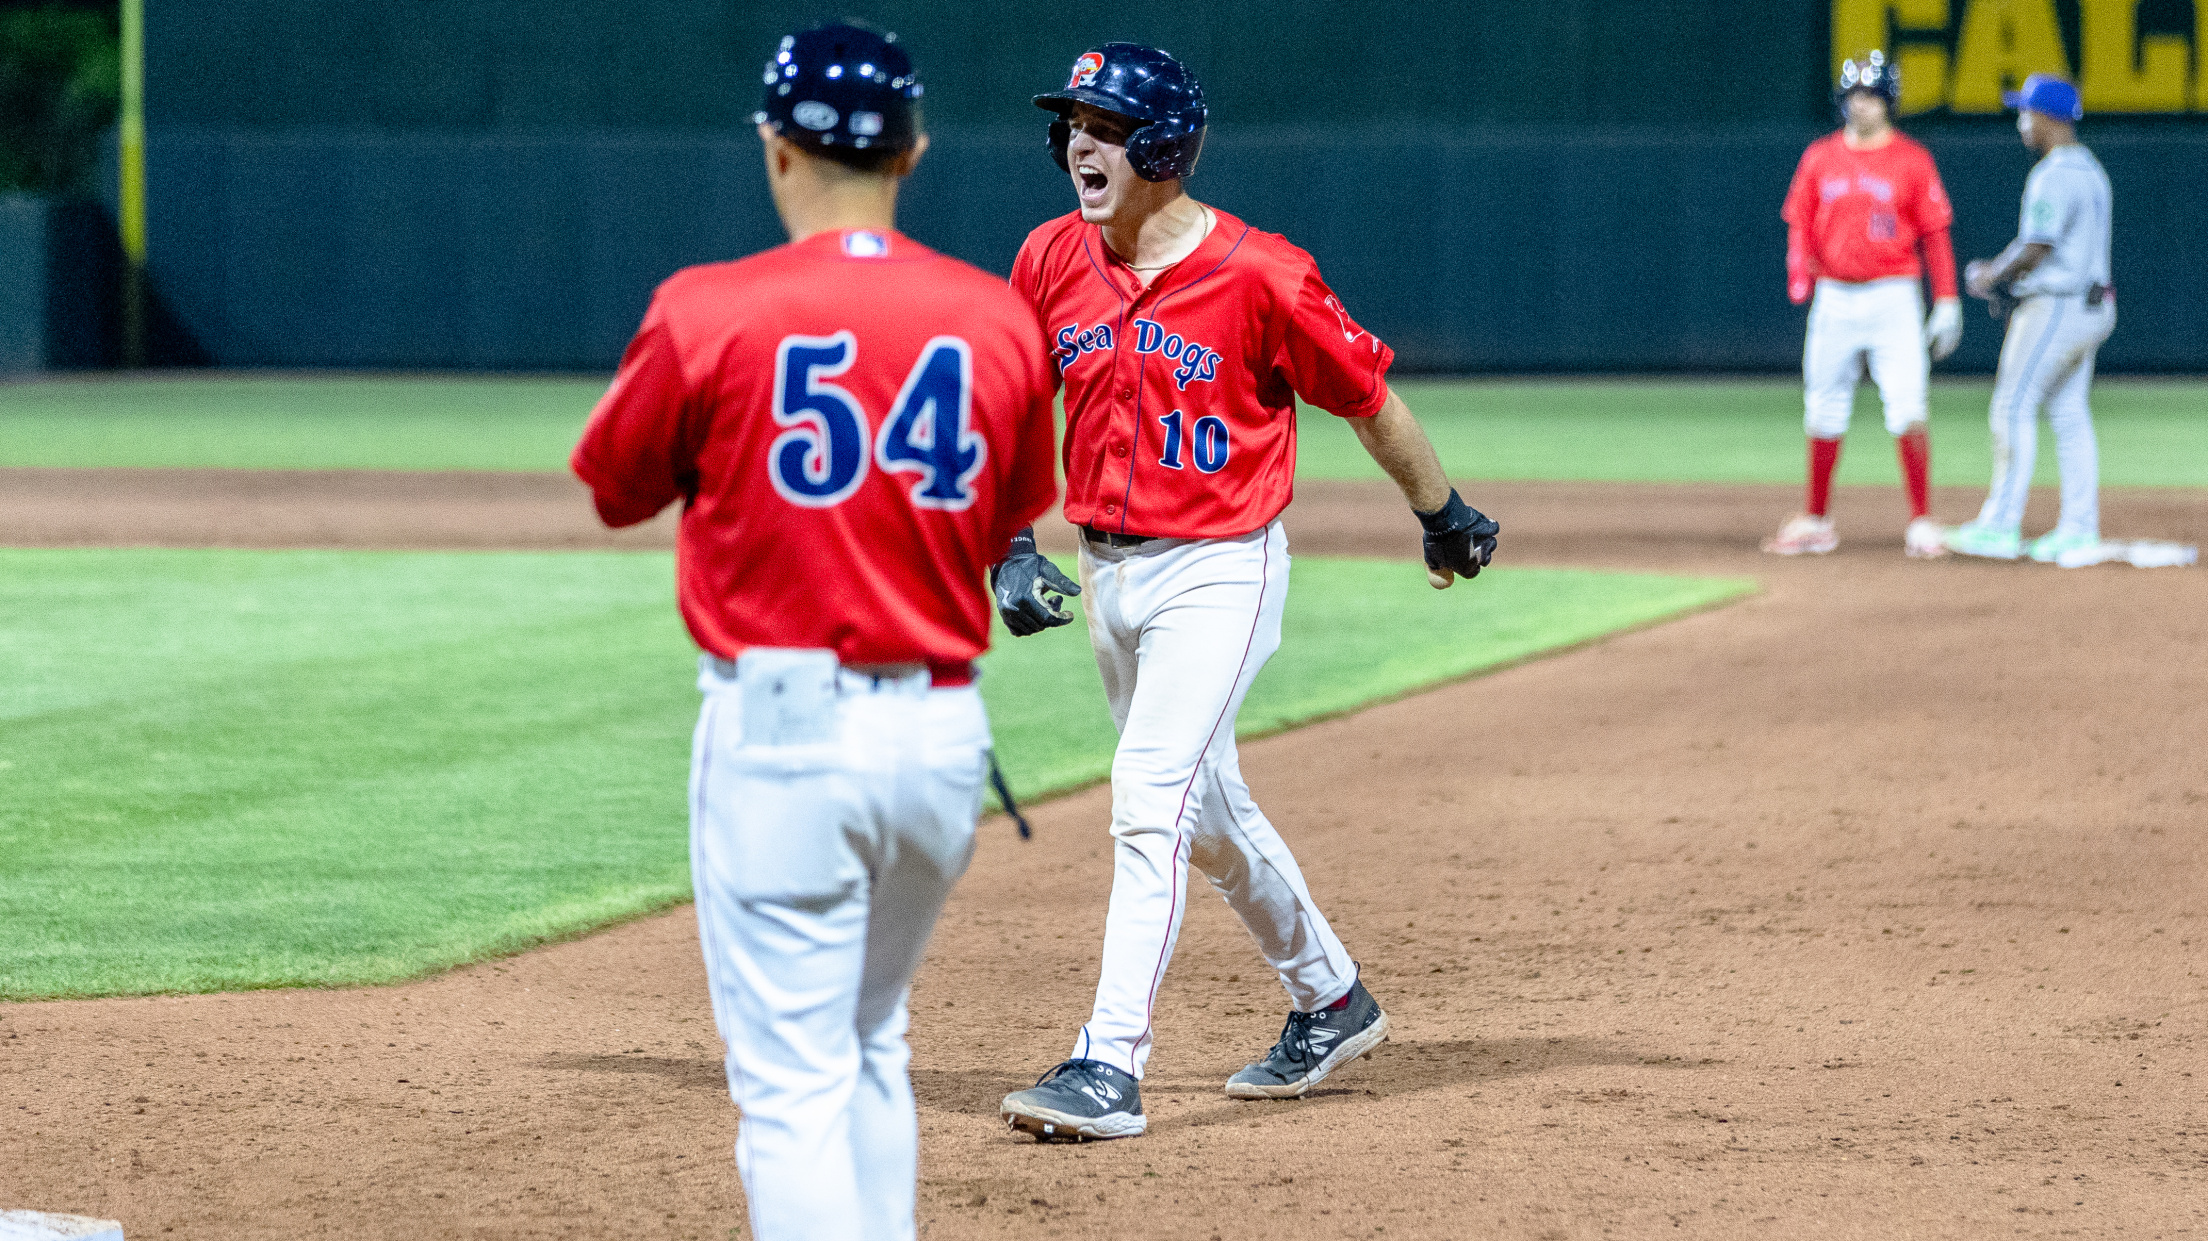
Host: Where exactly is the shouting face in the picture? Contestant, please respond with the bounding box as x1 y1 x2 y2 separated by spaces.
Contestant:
1064 102 1146 223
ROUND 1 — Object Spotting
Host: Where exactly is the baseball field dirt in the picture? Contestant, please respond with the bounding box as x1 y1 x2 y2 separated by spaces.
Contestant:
4 472 2203 1240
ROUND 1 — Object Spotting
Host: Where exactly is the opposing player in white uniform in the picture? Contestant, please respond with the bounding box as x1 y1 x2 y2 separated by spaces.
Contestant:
1767 51 1962 559
571 24 1060 1240
1945 74 2116 563
989 44 1498 1142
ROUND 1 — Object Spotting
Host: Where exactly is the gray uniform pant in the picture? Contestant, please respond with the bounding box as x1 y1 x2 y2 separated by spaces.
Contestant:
1971 292 2115 537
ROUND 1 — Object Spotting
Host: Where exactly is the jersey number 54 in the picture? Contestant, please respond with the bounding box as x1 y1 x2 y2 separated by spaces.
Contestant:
769 331 987 511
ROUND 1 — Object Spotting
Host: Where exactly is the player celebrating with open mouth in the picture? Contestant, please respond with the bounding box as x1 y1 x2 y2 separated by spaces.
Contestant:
1766 50 1962 559
992 43 1499 1142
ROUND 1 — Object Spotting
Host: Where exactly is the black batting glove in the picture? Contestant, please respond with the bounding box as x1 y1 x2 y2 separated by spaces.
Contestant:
991 528 1082 636
1415 488 1500 587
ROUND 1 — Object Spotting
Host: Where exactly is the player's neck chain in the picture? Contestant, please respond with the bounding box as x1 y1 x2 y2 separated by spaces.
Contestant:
1120 206 1215 272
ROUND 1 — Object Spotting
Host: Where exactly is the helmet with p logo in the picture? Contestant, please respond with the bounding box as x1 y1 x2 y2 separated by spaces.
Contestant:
1033 43 1207 182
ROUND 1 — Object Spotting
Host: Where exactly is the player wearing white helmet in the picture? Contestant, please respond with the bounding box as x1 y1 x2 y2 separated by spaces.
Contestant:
1767 51 1962 560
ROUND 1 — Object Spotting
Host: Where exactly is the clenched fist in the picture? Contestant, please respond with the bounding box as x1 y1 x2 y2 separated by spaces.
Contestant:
991 528 1082 636
1416 489 1500 589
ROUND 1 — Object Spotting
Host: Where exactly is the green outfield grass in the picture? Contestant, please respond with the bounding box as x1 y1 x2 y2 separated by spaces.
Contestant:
1295 376 2208 489
984 557 1749 809
3 374 2203 486
0 376 604 472
0 547 1748 999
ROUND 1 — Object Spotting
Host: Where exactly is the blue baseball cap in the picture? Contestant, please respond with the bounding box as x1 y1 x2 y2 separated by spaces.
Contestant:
2003 73 2082 121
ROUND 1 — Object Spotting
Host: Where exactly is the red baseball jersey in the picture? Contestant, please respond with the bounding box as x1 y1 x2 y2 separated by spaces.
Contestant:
1783 132 1958 301
1009 207 1394 539
572 228 1060 680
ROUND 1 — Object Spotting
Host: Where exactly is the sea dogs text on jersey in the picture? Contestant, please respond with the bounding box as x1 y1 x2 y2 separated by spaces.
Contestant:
1132 319 1219 390
1054 322 1116 366
1054 319 1222 391
1821 174 1896 203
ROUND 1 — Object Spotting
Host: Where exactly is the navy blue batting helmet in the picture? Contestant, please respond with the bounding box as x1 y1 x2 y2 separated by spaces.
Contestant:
1835 50 1901 121
755 22 923 168
1034 43 1206 182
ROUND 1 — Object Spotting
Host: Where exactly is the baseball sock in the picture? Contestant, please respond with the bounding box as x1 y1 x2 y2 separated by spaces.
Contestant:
1807 436 1842 518
1895 427 1931 520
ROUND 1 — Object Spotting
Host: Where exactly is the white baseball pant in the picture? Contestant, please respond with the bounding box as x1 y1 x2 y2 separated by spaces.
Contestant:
1969 292 2115 538
1803 276 1929 437
689 653 990 1241
1068 520 1357 1079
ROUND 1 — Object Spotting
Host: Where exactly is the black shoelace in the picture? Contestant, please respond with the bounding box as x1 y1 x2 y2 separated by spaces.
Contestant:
1032 1058 1095 1088
1273 1009 1321 1068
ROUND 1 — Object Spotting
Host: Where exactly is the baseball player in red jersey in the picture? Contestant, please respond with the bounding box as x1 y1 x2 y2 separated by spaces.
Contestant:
992 44 1499 1142
569 24 1058 1239
1768 51 1962 559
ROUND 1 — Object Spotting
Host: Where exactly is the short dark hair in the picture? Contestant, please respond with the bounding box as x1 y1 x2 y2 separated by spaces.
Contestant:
812 141 905 176
794 136 908 178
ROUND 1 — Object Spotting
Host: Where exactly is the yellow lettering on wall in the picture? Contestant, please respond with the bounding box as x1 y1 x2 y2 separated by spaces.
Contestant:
1832 0 1953 112
2197 0 2208 109
1950 0 2072 111
1891 46 1951 112
2079 0 2189 110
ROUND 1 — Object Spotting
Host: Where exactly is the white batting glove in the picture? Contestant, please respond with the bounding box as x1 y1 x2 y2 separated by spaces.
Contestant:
1925 298 1963 362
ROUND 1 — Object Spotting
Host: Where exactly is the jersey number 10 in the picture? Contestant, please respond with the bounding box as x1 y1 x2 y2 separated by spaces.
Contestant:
1157 409 1230 474
770 331 987 511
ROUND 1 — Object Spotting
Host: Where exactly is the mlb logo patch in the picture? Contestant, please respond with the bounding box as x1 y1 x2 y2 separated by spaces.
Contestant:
843 230 891 258
1069 51 1104 88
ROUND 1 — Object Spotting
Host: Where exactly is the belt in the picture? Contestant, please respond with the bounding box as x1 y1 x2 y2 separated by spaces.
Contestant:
706 655 974 687
1081 525 1156 548
2022 283 2113 304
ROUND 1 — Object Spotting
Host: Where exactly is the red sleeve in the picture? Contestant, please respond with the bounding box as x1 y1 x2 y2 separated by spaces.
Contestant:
1786 222 1818 304
1912 155 1958 301
1920 228 1958 300
1277 264 1394 419
1782 146 1824 303
569 295 699 528
1780 145 1820 227
1007 234 1066 395
1008 233 1048 318
997 380 1061 555
1910 153 1955 234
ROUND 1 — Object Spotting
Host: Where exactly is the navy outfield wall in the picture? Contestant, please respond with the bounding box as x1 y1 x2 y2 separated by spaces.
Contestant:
111 124 2208 372
121 0 2208 372
144 0 1834 129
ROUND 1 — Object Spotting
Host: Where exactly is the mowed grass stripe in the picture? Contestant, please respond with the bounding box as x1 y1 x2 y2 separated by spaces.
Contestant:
0 548 1747 999
1294 377 2208 489
0 376 605 472
982 557 1751 802
1 551 700 999
5 374 2205 487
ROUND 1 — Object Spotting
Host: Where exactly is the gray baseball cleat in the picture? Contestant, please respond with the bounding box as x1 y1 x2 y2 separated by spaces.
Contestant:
1224 977 1390 1099
1001 1058 1147 1142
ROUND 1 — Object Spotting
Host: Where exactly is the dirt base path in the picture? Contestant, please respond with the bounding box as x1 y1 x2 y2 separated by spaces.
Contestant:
4 473 2206 1240
8 466 2205 561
